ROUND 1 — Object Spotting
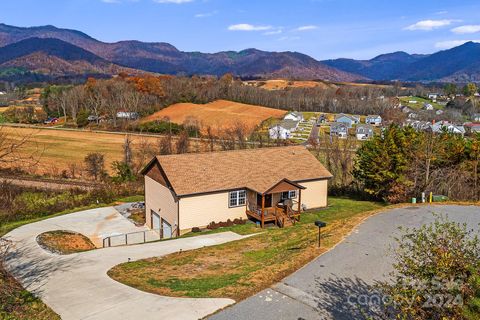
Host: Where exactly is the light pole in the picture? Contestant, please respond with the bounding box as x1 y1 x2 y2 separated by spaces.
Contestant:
315 220 327 248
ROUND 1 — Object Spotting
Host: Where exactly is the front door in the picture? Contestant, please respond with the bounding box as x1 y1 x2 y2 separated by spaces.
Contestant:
257 193 272 208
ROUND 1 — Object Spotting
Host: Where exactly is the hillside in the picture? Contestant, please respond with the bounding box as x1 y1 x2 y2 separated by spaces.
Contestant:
142 100 286 134
0 23 363 81
0 37 132 78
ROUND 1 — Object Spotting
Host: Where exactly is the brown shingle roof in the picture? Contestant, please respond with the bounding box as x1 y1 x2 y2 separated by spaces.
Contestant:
149 146 332 196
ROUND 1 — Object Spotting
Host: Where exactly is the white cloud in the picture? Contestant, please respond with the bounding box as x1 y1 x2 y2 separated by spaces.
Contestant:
228 24 272 31
277 36 300 41
451 25 480 34
405 19 455 31
295 25 318 31
194 11 218 18
435 39 480 49
153 0 194 3
263 29 282 35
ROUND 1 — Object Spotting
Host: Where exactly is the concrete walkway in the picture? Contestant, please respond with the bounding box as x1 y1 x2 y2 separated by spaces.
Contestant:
210 205 480 320
3 207 248 320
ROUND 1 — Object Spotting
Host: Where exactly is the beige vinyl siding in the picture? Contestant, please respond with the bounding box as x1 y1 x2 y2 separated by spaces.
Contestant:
299 179 328 209
179 191 247 232
145 176 178 229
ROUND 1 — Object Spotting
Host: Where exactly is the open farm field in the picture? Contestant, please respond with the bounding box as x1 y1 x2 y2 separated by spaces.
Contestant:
142 100 286 134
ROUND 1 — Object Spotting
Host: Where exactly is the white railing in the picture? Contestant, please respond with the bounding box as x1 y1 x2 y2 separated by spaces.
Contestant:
102 227 177 248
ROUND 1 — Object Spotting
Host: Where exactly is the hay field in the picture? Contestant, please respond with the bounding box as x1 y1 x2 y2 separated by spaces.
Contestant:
142 100 286 134
1 126 166 174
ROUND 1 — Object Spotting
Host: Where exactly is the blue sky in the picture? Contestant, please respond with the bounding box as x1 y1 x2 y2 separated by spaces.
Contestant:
1 0 480 60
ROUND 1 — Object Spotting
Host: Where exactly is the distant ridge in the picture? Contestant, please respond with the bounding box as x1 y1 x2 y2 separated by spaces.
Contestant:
0 23 479 82
0 23 363 82
323 42 480 82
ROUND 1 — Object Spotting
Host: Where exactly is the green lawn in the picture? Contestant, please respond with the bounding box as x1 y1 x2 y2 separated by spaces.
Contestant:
399 96 444 110
108 197 387 301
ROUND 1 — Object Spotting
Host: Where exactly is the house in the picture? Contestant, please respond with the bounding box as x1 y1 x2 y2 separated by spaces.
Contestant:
464 122 480 135
431 121 465 135
435 109 444 115
406 120 432 131
401 106 412 113
269 120 299 139
87 115 99 122
428 93 439 100
284 111 304 122
116 111 139 120
356 124 374 140
330 122 349 138
365 115 382 126
334 113 360 128
141 146 332 236
423 103 434 111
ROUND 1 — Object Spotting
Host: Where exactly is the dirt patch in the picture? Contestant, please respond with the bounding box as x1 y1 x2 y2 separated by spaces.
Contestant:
128 209 146 226
141 100 286 135
37 230 96 254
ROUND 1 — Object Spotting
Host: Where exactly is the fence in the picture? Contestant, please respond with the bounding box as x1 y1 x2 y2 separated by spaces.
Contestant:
102 229 167 248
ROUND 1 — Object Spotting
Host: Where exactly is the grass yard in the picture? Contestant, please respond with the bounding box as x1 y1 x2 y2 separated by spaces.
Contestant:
108 197 386 301
37 230 96 254
399 96 444 110
141 100 286 135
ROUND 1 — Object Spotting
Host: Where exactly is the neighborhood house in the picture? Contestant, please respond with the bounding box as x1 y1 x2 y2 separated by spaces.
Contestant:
356 124 374 140
284 111 304 122
335 113 360 128
142 146 332 237
269 120 299 139
365 115 382 126
330 122 349 138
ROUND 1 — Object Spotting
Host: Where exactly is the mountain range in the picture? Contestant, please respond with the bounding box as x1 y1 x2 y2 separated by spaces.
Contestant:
0 23 479 83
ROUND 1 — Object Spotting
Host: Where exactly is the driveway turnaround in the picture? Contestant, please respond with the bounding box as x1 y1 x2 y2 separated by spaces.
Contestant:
4 207 248 320
210 205 480 320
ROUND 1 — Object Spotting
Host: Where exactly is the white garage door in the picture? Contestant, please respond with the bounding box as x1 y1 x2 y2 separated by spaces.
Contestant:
151 210 160 231
162 219 172 239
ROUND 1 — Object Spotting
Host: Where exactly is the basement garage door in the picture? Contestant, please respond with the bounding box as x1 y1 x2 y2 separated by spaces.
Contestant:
162 219 172 239
151 210 160 231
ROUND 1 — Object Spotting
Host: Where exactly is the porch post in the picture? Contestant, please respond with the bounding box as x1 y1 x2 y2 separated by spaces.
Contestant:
261 194 265 228
298 189 302 221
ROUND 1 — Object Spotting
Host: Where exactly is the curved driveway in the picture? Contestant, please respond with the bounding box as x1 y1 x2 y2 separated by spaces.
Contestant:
3 207 248 320
210 205 480 320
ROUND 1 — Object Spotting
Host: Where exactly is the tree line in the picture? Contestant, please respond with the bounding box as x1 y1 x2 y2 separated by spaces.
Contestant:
37 74 427 131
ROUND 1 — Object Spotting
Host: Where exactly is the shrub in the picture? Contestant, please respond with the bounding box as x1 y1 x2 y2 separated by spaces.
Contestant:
137 121 183 134
379 216 480 319
206 218 246 230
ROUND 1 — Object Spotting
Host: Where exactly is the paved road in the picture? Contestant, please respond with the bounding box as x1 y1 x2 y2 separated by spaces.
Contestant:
3 207 248 320
210 205 480 320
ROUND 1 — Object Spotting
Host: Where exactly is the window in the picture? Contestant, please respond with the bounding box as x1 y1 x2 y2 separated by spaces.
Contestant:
281 190 297 200
229 190 246 207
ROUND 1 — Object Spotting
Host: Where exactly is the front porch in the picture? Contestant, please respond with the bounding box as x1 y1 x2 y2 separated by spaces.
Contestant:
245 179 304 228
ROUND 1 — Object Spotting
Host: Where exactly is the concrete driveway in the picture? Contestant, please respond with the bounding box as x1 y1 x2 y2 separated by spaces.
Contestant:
3 207 248 320
210 205 480 320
